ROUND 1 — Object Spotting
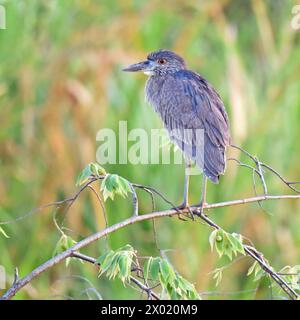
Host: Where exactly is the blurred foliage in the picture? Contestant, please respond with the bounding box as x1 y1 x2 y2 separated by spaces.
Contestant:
0 0 300 299
96 244 201 300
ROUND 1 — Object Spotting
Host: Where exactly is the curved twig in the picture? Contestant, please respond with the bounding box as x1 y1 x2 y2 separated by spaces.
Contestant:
230 144 300 194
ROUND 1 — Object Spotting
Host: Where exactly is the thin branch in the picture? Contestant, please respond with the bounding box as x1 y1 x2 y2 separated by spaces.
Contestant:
129 183 139 217
132 183 178 209
12 268 19 286
243 245 297 299
251 168 270 214
52 274 103 300
257 160 268 195
192 208 297 299
87 185 108 229
2 191 300 300
152 219 161 253
229 147 268 195
231 144 300 194
87 185 109 251
261 163 300 194
0 178 97 226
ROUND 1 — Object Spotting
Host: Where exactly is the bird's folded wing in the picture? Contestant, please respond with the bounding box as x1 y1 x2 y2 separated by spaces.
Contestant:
159 70 230 181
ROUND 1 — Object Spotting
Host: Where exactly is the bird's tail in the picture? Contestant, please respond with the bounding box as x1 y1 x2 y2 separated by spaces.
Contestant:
170 135 226 184
202 138 226 184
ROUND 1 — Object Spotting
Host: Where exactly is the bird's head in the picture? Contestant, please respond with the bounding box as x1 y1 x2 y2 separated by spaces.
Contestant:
123 50 186 76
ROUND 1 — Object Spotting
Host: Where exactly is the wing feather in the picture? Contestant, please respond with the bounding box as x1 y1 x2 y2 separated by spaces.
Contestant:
157 70 230 183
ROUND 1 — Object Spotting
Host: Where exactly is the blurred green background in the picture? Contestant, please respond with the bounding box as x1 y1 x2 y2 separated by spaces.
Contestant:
0 0 300 299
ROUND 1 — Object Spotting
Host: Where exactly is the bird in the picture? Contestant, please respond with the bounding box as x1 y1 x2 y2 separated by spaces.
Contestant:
123 49 230 215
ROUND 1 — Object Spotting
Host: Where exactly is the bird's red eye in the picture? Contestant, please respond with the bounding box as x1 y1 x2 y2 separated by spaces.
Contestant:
158 59 167 64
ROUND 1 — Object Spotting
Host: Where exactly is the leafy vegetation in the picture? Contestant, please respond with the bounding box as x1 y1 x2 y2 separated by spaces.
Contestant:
209 229 245 260
96 245 136 284
96 245 200 300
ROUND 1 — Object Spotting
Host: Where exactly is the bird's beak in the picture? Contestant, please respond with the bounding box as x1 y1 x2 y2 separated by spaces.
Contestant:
122 60 154 74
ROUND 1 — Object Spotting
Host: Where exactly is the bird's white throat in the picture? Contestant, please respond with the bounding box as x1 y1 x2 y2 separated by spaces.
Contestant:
143 70 155 76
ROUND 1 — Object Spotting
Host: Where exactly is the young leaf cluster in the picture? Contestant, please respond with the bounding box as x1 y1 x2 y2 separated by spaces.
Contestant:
76 162 106 186
143 257 200 300
76 162 132 201
100 174 132 201
96 244 136 284
209 229 245 260
53 234 77 267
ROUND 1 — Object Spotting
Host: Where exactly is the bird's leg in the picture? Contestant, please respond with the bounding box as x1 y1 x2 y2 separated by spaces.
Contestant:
177 161 191 209
183 167 190 208
177 161 195 220
196 175 207 217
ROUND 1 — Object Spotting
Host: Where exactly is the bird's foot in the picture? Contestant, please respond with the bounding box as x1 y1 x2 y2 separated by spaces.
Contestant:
177 201 189 210
175 202 195 221
194 201 208 217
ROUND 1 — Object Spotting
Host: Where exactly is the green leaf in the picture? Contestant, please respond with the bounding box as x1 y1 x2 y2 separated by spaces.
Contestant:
228 233 245 255
187 289 200 300
96 245 135 285
177 275 196 293
120 244 134 251
215 230 225 257
100 174 132 201
158 272 167 289
53 234 76 257
175 276 200 300
66 235 77 249
95 252 109 266
117 176 132 197
247 261 258 276
159 259 171 283
98 251 115 275
76 164 93 186
253 267 265 282
224 244 233 260
150 257 160 281
118 254 133 284
108 253 122 280
0 226 9 238
52 234 77 267
174 278 183 296
144 257 153 281
65 257 71 267
142 255 201 300
211 230 245 260
209 229 218 251
90 162 106 176
170 287 179 300
119 255 127 278
76 162 106 186
212 268 223 287
166 261 176 285
247 261 265 282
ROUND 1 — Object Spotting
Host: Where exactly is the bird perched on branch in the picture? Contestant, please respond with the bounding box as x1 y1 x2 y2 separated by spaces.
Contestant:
123 50 230 214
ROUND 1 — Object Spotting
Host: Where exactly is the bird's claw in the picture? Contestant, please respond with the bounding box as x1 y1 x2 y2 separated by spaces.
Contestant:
177 202 189 210
194 201 208 217
177 214 188 221
175 202 195 221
